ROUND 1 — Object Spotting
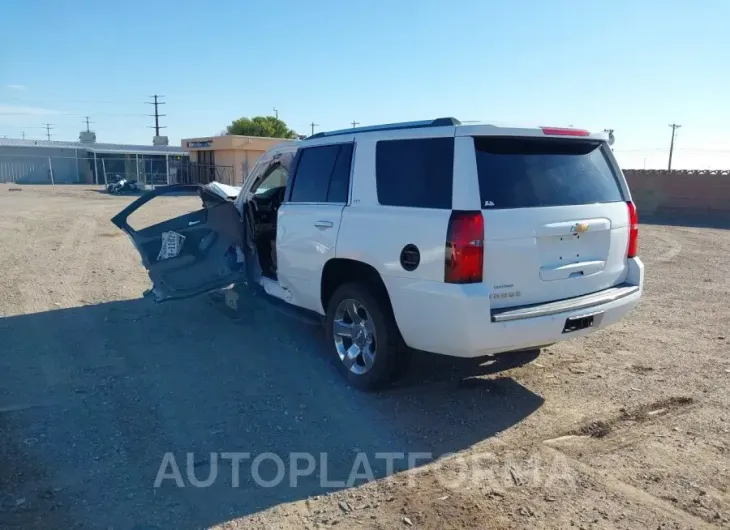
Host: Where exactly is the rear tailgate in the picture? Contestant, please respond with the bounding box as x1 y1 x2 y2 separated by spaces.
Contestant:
473 135 630 309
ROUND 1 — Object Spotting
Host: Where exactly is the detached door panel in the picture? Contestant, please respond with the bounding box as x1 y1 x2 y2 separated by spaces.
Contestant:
111 184 246 302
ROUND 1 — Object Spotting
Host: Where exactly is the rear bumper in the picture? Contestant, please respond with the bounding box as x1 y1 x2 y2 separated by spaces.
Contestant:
490 284 639 322
384 258 643 358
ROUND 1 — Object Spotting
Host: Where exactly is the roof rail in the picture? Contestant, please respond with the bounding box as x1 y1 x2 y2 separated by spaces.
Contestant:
308 117 461 139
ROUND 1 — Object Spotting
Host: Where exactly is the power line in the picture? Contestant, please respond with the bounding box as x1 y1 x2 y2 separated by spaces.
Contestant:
669 149 730 154
310 122 319 136
146 95 166 136
668 123 681 170
64 112 147 117
3 96 146 105
0 110 147 118
613 148 668 153
614 147 730 155
0 124 53 130
43 123 54 141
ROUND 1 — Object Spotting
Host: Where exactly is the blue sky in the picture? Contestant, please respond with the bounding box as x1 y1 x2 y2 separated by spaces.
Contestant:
1 0 729 169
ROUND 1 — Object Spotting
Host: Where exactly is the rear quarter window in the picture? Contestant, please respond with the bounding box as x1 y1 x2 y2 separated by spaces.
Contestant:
375 137 454 209
474 137 624 209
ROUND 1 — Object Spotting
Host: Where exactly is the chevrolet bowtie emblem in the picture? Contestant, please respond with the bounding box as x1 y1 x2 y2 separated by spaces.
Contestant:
572 223 589 234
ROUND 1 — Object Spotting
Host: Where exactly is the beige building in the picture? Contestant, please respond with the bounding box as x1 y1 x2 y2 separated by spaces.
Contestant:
181 135 296 185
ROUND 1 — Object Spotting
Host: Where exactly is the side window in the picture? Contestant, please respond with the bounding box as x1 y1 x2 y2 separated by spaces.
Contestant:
327 144 353 203
289 144 353 203
375 137 454 209
253 164 288 194
244 152 294 193
243 159 270 190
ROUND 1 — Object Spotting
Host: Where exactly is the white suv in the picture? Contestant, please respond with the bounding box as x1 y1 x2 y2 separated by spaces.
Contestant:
113 118 643 389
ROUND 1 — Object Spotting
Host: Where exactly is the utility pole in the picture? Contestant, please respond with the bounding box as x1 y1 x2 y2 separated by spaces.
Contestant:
603 128 615 150
43 123 54 141
273 107 279 120
668 123 681 171
310 122 319 136
147 94 167 136
351 120 360 128
21 131 26 140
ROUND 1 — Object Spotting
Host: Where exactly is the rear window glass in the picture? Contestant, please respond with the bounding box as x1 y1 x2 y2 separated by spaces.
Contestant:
376 137 454 209
474 137 624 209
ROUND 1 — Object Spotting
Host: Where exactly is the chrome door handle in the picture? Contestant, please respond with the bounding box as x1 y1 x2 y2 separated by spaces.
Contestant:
314 220 333 229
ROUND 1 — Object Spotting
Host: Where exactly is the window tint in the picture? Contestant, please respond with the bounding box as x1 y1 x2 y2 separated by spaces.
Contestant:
375 137 454 209
326 143 353 203
254 165 288 194
290 144 352 203
474 137 624 209
245 151 295 192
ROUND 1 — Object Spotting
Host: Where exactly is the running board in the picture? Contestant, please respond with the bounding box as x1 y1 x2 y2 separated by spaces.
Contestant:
257 292 323 326
257 277 322 326
260 276 291 301
490 284 640 323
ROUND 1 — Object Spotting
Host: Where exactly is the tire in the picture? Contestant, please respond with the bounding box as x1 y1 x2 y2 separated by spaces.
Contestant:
325 282 409 390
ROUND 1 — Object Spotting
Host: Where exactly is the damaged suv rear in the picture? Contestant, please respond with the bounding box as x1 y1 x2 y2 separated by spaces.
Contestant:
113 119 642 389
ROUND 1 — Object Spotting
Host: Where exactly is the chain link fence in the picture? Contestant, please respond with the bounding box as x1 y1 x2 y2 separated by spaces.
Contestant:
0 153 233 187
174 163 234 186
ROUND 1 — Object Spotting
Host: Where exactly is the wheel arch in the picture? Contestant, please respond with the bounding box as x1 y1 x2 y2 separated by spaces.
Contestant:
320 258 394 317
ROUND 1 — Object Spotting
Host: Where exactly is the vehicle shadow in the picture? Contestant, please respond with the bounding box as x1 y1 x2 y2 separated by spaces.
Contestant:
0 292 544 529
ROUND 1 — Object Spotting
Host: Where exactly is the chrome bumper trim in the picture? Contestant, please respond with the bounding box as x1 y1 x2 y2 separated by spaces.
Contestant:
490 284 640 323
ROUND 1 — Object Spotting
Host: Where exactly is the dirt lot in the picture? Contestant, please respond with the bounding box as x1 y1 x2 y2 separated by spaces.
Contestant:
0 184 728 529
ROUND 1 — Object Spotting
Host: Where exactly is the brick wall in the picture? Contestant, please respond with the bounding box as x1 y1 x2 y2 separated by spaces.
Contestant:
623 169 730 220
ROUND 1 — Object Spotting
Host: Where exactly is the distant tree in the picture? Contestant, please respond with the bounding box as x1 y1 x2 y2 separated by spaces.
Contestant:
225 116 297 139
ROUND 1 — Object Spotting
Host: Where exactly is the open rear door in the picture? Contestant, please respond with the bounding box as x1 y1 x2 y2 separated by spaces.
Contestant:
111 184 246 302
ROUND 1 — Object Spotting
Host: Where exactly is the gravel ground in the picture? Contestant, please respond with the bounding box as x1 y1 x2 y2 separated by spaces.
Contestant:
0 184 728 529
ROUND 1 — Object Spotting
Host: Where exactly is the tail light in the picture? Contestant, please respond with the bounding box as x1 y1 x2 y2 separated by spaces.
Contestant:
445 211 484 283
627 201 639 258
